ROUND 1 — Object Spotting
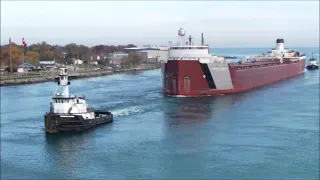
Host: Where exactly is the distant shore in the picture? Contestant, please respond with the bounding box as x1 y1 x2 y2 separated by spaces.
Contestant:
0 64 160 87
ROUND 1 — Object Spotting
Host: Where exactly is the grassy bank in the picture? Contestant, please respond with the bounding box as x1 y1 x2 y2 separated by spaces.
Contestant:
0 64 160 87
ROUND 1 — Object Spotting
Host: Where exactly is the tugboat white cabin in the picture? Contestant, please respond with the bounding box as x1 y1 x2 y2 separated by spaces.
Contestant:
51 68 94 118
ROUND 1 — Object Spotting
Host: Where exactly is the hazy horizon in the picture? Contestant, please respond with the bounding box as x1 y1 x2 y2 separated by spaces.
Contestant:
1 1 319 48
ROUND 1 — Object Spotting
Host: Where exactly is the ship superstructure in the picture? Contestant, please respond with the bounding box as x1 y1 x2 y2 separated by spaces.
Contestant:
161 28 306 97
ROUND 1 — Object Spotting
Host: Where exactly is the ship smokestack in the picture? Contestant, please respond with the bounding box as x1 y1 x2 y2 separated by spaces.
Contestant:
201 33 204 45
276 38 285 51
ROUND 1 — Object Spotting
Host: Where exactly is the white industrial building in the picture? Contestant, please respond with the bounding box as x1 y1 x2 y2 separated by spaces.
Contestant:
123 46 169 63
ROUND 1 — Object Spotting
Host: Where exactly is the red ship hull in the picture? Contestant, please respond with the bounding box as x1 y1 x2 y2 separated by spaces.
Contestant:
162 59 306 96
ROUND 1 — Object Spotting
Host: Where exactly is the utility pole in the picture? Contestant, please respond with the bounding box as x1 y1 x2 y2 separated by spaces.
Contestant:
9 37 12 75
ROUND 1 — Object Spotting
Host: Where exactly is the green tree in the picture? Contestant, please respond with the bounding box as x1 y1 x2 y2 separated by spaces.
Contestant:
128 52 142 67
64 43 79 58
0 44 23 71
29 41 52 59
26 51 40 63
78 45 90 60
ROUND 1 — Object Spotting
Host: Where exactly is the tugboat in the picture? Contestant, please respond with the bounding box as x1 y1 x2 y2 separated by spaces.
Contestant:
306 53 319 70
44 67 113 133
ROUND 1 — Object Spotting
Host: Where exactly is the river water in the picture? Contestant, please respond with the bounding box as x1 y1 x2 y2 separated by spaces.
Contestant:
1 47 319 179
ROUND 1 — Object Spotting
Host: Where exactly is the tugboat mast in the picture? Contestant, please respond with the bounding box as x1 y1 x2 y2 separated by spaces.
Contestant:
56 68 70 97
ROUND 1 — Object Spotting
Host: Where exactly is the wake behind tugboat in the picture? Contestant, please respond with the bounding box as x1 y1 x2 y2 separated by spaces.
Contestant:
44 67 113 133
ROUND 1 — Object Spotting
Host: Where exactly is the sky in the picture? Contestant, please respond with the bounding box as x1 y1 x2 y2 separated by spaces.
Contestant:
1 1 319 48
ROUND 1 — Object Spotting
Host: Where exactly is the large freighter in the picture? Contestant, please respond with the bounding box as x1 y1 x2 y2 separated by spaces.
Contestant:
161 28 306 97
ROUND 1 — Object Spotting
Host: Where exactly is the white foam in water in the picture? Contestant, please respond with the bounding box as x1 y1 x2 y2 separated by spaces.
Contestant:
111 106 145 117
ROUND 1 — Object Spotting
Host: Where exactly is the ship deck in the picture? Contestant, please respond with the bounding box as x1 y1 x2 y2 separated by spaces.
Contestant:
229 60 299 69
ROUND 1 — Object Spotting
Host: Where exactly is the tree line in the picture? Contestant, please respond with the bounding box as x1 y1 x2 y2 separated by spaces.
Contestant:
0 41 137 71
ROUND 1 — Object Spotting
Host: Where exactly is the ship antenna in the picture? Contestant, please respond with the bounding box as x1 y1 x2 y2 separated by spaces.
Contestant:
201 33 204 45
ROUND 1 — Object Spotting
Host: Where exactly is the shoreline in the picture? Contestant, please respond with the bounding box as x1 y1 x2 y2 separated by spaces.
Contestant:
0 64 160 87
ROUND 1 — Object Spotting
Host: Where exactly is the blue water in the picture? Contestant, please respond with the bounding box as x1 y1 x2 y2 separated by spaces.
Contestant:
1 47 319 179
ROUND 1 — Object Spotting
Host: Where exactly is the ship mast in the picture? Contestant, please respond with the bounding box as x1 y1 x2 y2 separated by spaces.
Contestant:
57 68 70 97
188 35 193 46
201 33 204 45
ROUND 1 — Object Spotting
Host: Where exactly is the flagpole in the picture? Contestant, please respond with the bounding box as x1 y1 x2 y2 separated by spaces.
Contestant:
23 47 25 64
22 37 26 75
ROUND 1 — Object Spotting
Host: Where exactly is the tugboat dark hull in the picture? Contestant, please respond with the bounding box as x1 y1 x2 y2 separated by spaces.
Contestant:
306 65 319 70
44 111 113 133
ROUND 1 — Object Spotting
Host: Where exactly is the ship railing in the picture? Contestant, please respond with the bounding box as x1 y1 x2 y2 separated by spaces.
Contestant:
54 94 76 98
230 62 281 70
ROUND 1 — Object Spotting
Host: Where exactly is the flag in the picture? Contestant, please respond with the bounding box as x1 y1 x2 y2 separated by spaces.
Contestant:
22 37 27 47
